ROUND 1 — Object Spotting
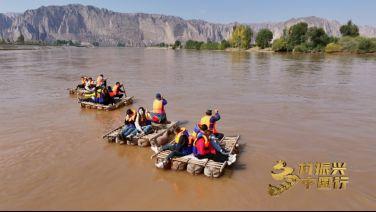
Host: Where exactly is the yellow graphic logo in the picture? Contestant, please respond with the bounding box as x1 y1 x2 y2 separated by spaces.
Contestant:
268 161 349 196
268 160 300 196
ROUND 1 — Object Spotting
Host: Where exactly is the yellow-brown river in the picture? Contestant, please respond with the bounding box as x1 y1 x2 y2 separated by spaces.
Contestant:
0 47 375 210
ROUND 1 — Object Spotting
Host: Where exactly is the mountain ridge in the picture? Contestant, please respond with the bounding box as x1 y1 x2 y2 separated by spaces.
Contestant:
1 4 375 46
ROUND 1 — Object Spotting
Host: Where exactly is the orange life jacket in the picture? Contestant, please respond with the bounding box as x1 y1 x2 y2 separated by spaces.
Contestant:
153 99 165 114
199 115 218 134
110 84 120 97
193 134 210 148
175 128 188 144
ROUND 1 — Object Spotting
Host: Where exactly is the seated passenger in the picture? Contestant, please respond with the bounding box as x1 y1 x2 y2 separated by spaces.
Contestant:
77 76 87 89
85 77 96 92
150 93 168 124
128 107 153 138
199 109 224 140
109 82 126 98
153 127 193 168
193 125 236 164
96 74 107 88
193 123 228 156
117 109 137 144
95 87 113 105
78 87 101 103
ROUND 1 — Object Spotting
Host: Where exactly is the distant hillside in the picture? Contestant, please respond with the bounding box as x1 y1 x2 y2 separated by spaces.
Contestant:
0 4 375 46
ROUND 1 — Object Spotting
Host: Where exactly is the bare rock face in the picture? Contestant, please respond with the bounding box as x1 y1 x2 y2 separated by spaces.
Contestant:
0 4 375 46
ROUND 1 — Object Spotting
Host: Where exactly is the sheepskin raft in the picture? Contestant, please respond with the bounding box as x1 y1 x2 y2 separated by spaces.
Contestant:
80 96 134 111
154 135 240 178
68 88 93 96
102 121 179 147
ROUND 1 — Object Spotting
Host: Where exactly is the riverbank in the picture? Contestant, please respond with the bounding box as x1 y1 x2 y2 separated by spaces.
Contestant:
0 44 51 50
147 45 376 56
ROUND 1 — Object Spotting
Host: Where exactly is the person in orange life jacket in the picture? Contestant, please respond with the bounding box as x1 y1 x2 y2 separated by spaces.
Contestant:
77 76 87 89
117 109 137 143
199 109 224 140
109 82 125 98
193 124 237 164
150 93 168 124
193 123 229 156
154 127 193 168
127 107 153 138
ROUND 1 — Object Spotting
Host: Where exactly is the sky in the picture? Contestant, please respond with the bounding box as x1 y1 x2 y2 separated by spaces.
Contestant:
0 0 375 26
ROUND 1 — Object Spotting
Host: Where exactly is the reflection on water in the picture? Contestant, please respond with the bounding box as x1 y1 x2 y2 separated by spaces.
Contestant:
0 48 375 210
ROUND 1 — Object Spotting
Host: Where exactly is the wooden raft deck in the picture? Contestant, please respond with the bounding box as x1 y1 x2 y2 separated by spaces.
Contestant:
103 121 179 147
79 96 134 111
155 135 240 178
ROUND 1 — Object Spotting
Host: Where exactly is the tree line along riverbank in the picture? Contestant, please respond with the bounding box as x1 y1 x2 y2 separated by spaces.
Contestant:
155 20 376 55
2 20 375 54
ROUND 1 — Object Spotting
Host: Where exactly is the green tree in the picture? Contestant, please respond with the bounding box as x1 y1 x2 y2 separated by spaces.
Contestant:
255 28 273 49
340 20 359 37
174 40 181 47
16 33 25 44
306 27 330 49
272 38 288 52
285 22 308 51
172 40 181 49
230 25 253 49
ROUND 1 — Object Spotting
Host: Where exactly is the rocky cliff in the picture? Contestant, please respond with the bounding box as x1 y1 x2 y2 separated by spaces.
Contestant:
0 4 375 46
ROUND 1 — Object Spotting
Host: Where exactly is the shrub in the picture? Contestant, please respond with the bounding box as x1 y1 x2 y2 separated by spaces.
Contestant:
16 34 25 44
117 42 125 47
338 36 359 52
293 43 309 53
272 38 288 52
357 37 376 53
201 41 221 50
185 40 204 50
325 43 342 53
220 39 231 50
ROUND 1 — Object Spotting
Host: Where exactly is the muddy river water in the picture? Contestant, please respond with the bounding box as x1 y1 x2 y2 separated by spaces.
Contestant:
0 47 375 210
